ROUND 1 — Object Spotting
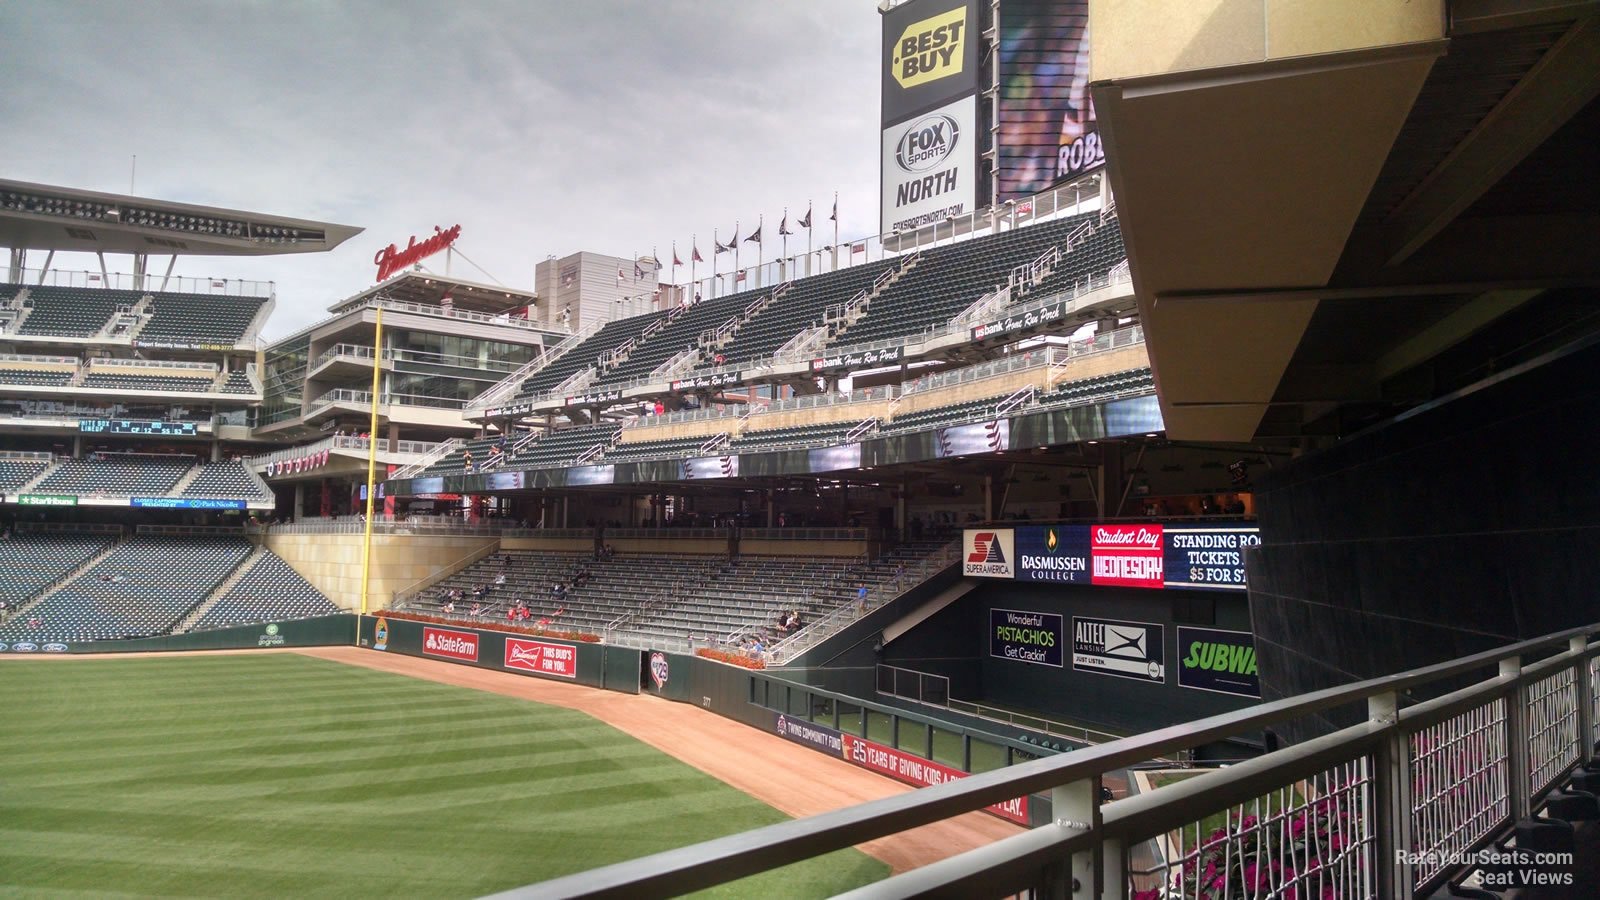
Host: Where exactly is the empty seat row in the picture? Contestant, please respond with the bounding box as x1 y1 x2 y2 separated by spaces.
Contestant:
14 285 142 337
181 460 272 501
80 373 215 393
192 552 339 631
136 291 267 345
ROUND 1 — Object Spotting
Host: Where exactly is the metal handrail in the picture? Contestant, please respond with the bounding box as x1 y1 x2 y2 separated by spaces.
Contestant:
467 318 607 411
388 438 464 480
513 619 1600 900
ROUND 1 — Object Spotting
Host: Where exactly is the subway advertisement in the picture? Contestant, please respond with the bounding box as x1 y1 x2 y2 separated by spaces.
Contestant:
966 524 1258 591
1176 626 1260 698
996 0 1100 200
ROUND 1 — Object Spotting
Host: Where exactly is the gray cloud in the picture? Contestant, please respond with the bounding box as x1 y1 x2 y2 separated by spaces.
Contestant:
0 0 883 337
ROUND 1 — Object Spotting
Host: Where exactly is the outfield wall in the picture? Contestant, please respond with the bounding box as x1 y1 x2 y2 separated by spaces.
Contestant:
0 615 357 654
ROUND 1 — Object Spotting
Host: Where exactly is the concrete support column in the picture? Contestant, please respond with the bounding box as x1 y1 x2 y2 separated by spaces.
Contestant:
983 475 996 521
293 482 305 520
387 422 399 453
766 489 776 527
1098 447 1124 519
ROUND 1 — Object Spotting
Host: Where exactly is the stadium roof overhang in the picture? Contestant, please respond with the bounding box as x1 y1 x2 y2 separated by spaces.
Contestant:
0 179 362 257
1092 0 1600 443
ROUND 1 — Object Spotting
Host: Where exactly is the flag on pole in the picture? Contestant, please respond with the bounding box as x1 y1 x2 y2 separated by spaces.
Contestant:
745 222 761 244
616 266 626 284
830 195 838 222
673 245 683 268
779 211 793 236
634 259 645 281
799 205 812 230
692 244 704 263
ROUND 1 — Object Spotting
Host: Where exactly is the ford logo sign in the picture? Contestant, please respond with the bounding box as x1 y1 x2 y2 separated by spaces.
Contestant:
43 643 69 653
0 642 8 652
12 642 38 652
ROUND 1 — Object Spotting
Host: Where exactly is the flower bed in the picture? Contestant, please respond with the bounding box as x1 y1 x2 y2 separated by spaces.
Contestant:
697 647 766 670
381 609 601 643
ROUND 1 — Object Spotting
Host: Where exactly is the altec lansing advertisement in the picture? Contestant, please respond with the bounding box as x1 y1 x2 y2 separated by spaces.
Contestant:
1073 616 1166 683
880 0 981 234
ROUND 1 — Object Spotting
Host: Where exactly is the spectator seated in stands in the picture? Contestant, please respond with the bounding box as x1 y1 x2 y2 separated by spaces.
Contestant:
441 599 455 614
469 601 481 617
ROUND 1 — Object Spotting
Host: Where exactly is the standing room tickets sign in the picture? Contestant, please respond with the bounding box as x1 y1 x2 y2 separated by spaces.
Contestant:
964 524 1260 591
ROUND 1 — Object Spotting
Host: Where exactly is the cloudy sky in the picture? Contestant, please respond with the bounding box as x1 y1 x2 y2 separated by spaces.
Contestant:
0 0 882 338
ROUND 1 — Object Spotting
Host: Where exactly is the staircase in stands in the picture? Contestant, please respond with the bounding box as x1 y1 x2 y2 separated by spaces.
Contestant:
173 546 266 633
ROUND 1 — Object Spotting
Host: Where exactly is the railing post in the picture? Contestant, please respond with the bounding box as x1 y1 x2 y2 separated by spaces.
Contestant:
1047 778 1104 900
1573 635 1595 765
1502 655 1531 821
1369 690 1414 900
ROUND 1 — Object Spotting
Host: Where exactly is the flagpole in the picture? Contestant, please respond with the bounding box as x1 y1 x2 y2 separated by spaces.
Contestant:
712 229 718 298
781 208 788 281
689 235 696 302
358 306 383 627
832 191 840 273
734 221 740 286
807 200 813 277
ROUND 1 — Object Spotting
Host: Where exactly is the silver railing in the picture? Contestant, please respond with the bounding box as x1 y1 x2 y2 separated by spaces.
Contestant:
248 434 445 469
88 357 218 373
370 297 545 332
248 516 533 537
467 317 606 411
508 620 1600 900
14 266 275 297
877 663 1126 746
387 438 464 480
622 403 746 430
761 385 900 414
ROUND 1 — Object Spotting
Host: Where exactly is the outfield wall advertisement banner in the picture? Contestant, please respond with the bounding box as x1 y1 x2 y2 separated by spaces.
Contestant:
966 524 1257 591
775 714 845 755
1090 524 1165 589
842 733 1029 825
503 638 578 679
422 627 479 662
682 456 738 480
935 417 1009 458
1177 627 1260 698
990 607 1063 667
881 93 978 235
1015 525 1091 583
996 0 1100 200
964 528 1015 578
1072 616 1165 683
1163 528 1261 591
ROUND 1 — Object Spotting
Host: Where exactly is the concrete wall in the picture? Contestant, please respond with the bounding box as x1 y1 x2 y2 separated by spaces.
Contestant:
501 536 594 553
740 539 868 559
1090 0 1443 82
262 530 498 611
1248 341 1600 742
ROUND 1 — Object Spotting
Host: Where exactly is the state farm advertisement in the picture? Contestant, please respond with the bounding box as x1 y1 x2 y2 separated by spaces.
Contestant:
1090 524 1164 589
422 627 479 662
841 733 1029 825
503 638 578 679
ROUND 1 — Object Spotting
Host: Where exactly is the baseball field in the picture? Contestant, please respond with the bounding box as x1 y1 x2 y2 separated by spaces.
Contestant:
0 652 888 897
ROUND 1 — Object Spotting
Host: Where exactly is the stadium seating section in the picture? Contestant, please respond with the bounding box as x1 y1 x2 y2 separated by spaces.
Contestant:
0 534 251 642
515 313 668 398
0 368 73 386
81 373 214 393
883 392 1019 434
826 213 1123 347
1039 368 1154 408
35 455 194 496
593 289 764 387
600 434 723 464
191 552 339 631
0 530 117 607
16 286 142 337
411 540 949 648
180 460 271 501
505 422 620 469
220 371 256 394
137 292 266 345
711 263 894 367
0 457 49 491
727 419 872 452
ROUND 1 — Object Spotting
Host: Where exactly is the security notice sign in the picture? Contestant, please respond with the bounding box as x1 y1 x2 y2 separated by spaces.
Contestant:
882 93 978 235
1072 616 1166 683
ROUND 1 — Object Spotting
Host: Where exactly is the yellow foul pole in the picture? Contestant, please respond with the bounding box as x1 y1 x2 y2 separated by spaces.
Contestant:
358 307 383 626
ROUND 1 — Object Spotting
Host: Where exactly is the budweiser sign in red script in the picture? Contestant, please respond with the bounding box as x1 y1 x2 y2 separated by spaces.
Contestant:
1091 524 1164 589
374 224 462 281
840 734 1029 825
422 627 479 662
503 638 577 679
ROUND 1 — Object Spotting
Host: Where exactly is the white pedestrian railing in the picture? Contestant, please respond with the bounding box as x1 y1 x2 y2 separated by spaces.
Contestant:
387 438 463 480
514 620 1600 900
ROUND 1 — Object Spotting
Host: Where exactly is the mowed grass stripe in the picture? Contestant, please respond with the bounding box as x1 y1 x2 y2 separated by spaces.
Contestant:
0 653 887 897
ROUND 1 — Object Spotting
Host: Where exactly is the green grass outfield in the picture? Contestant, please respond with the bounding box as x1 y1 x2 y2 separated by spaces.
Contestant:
0 653 887 898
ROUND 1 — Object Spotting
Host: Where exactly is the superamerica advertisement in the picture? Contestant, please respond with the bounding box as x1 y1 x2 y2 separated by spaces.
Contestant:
997 0 1100 200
